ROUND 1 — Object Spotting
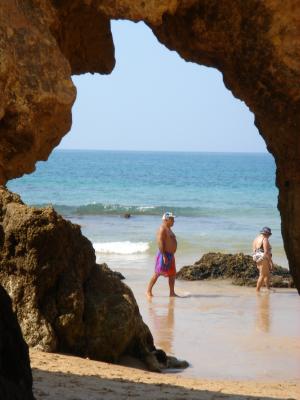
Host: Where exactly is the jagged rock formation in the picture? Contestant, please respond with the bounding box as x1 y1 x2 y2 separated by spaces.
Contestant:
0 285 34 399
0 188 187 372
0 1 299 292
177 252 295 288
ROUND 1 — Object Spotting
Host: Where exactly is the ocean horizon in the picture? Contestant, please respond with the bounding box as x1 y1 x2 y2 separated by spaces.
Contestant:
56 148 268 154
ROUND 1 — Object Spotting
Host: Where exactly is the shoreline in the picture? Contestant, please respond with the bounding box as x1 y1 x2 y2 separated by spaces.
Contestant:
31 350 299 400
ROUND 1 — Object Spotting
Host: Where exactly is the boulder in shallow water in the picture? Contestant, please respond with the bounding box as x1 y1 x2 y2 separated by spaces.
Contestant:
177 252 294 288
0 188 187 371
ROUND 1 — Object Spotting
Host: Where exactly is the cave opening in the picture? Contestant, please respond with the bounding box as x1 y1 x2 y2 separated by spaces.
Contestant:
3 11 300 385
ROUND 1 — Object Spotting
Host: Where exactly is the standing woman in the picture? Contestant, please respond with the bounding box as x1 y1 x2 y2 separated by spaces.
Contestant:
252 227 273 292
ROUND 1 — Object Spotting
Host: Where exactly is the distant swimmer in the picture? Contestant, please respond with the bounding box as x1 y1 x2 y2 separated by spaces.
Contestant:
252 226 273 292
147 212 178 297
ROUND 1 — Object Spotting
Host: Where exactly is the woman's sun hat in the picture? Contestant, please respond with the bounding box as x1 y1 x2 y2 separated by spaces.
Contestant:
260 226 272 235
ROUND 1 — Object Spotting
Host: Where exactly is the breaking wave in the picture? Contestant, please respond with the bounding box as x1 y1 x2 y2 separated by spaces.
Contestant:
93 241 150 255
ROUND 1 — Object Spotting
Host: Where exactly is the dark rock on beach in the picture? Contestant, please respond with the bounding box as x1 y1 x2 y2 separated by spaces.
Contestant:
0 191 34 397
0 188 187 372
113 270 126 280
100 263 125 280
0 285 34 399
177 252 294 288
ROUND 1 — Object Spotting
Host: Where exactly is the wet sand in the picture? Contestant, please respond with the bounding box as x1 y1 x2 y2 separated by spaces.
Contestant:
31 349 299 400
135 278 300 381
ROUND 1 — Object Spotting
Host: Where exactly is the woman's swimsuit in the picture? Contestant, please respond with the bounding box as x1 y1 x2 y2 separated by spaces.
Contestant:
256 238 272 252
254 237 272 263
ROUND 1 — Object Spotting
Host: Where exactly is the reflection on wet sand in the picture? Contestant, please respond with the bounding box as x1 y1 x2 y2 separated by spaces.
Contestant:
255 292 271 333
136 279 299 380
147 298 175 354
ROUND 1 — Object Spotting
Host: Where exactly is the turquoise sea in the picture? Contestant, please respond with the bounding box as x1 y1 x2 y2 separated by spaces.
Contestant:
7 149 287 268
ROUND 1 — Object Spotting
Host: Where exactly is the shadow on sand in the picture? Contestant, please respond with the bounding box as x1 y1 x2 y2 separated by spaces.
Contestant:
32 368 296 400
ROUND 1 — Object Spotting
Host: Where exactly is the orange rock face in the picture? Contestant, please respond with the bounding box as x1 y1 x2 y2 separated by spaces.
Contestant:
0 1 299 290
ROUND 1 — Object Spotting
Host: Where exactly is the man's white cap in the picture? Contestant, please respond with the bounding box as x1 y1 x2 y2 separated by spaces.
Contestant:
162 212 176 220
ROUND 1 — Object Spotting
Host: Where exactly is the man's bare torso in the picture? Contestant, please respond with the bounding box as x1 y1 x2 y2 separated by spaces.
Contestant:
157 224 177 254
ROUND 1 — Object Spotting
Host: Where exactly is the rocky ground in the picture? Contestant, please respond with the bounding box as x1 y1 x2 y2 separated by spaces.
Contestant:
177 252 294 288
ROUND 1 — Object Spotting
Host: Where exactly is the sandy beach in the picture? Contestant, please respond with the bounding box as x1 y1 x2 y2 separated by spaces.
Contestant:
31 349 299 400
30 279 300 400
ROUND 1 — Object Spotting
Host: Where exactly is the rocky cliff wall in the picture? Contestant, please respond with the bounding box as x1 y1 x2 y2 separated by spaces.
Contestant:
0 1 299 290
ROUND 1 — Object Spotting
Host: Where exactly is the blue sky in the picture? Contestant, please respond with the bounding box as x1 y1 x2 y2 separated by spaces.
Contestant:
59 20 266 153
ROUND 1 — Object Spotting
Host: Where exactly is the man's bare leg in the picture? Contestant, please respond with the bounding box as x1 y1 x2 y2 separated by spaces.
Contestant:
147 273 159 297
168 275 179 297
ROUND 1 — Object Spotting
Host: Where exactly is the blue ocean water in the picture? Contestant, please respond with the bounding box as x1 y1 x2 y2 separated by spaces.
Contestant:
7 150 287 267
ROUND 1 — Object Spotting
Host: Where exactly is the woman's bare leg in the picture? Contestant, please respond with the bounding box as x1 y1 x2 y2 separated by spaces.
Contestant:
256 261 270 291
256 274 264 291
264 274 270 290
256 264 264 291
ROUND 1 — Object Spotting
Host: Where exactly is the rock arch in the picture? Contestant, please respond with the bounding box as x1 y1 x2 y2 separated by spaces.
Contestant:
0 1 299 291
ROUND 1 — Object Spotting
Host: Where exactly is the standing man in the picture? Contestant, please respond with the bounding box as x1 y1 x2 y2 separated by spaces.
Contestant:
147 212 178 297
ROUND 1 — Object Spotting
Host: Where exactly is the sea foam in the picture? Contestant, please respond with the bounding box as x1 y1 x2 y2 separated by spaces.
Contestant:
93 241 150 255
